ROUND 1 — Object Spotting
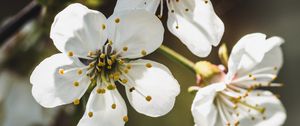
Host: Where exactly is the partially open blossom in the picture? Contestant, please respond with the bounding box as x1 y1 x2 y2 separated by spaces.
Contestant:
30 3 180 126
114 0 224 57
191 33 286 126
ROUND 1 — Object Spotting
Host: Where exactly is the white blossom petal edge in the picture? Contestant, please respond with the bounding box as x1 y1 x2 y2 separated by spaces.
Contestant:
114 0 224 57
191 33 286 126
30 3 180 126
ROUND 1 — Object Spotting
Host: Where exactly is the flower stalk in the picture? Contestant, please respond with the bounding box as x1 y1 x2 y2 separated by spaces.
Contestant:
158 45 195 72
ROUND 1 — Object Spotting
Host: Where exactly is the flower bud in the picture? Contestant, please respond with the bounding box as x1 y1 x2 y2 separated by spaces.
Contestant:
194 61 221 85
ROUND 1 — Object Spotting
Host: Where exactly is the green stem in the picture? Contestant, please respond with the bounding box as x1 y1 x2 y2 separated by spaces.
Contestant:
158 45 195 71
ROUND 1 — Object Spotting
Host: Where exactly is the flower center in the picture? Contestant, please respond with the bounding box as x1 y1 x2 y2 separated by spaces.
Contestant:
81 44 125 83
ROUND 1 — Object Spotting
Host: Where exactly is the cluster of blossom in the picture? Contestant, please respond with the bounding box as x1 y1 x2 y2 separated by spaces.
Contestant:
30 0 286 126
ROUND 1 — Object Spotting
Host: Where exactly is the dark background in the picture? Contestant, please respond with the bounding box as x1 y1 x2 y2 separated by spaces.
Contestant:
0 0 299 125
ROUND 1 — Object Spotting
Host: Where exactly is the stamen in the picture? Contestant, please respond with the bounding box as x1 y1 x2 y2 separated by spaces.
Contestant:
58 69 64 75
96 88 106 94
88 112 93 118
67 51 74 57
88 51 94 57
123 116 129 122
141 50 147 56
73 81 80 87
146 63 152 68
107 84 116 90
102 24 106 30
73 99 80 105
100 53 106 59
77 69 83 75
123 47 128 52
121 79 128 84
115 18 120 23
145 96 152 102
111 103 117 109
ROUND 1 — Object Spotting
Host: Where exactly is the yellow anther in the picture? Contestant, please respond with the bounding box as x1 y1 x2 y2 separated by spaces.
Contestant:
115 18 120 23
109 74 114 79
234 120 240 126
146 63 152 68
248 74 253 78
107 84 116 90
73 99 80 105
58 69 64 75
67 51 74 57
107 59 113 65
88 112 93 118
89 63 94 68
145 96 152 102
98 61 105 67
88 51 93 57
233 105 238 110
100 53 106 58
108 40 113 45
118 60 124 65
107 66 112 69
121 79 128 84
73 81 79 87
77 69 83 75
123 116 129 122
102 24 106 30
97 88 106 94
141 50 147 56
111 55 117 60
113 75 120 80
123 47 128 51
123 69 129 74
114 72 120 76
90 77 95 81
126 64 131 69
111 103 117 109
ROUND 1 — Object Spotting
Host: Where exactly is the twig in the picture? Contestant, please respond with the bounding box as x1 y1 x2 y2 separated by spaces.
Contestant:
0 1 42 46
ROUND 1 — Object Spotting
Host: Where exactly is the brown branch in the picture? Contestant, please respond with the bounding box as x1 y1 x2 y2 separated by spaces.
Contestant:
0 1 42 46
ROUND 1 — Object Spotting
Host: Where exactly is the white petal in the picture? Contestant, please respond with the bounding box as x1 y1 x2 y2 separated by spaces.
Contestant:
30 53 90 108
123 59 180 117
78 89 127 126
192 83 226 126
107 10 164 59
50 3 107 57
114 0 160 13
238 90 286 126
167 0 224 57
3 82 45 126
227 33 284 81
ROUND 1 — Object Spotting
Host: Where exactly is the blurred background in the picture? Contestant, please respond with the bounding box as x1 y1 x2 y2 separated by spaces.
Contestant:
0 0 299 126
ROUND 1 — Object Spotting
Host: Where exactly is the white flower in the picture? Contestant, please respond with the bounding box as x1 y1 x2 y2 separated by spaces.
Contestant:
30 3 180 126
114 0 224 57
0 70 56 126
191 33 286 126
